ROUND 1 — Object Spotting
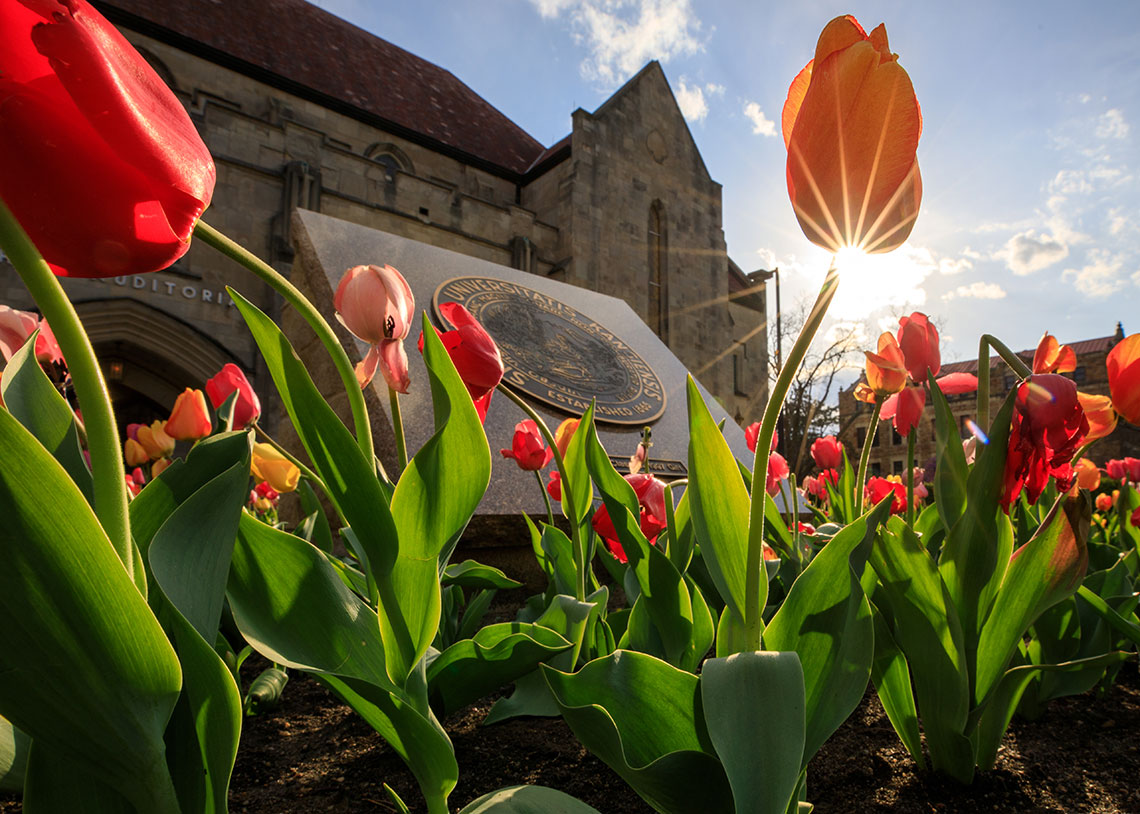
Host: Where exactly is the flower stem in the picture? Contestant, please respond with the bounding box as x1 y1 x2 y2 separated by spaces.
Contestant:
0 198 135 584
193 220 375 467
977 336 991 432
388 386 407 474
856 399 883 514
743 260 838 650
496 382 586 601
981 334 1032 379
906 430 916 526
536 469 554 526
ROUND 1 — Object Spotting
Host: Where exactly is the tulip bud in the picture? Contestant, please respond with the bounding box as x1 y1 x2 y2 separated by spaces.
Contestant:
164 388 212 441
554 418 580 458
0 306 63 365
422 302 504 422
123 437 148 467
136 419 175 459
897 312 940 382
251 442 300 493
865 332 908 397
1095 493 1113 513
151 457 173 478
500 420 553 471
334 264 415 392
1073 458 1100 492
766 451 790 496
206 363 261 428
810 435 843 470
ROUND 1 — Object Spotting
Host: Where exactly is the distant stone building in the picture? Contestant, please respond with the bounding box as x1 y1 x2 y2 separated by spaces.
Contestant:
837 325 1140 477
0 0 767 432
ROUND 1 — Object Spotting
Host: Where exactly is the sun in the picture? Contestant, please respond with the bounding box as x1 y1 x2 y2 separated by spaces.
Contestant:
834 246 873 275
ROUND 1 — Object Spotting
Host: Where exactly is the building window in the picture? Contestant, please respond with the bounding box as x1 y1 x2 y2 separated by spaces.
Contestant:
893 459 904 474
733 352 747 396
648 201 668 341
1074 366 1087 383
872 427 880 448
857 426 867 446
870 462 882 477
892 426 903 446
364 142 413 181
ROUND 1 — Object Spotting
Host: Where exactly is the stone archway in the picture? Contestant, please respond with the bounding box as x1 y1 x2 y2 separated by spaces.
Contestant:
74 298 240 430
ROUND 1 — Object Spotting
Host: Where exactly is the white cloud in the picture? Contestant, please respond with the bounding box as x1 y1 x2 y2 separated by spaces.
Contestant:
962 247 982 260
674 77 708 122
531 0 706 88
944 282 1007 301
1096 108 1130 140
995 230 1069 275
1063 250 1127 298
743 101 776 137
938 257 973 276
705 82 725 97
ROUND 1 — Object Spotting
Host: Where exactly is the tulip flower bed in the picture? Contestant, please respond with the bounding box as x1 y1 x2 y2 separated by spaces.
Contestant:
2 5 1140 814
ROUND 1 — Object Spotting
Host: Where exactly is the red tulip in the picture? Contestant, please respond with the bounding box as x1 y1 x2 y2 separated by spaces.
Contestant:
592 473 667 564
0 305 63 365
1032 333 1076 375
864 332 908 398
500 419 553 471
810 435 843 470
0 0 215 277
164 388 212 441
546 471 562 503
1106 459 1126 481
1106 333 1140 425
766 451 790 496
334 264 414 392
864 476 907 514
1125 457 1140 483
205 363 261 428
1131 507 1140 528
1095 493 1113 513
782 15 922 254
744 423 779 454
421 302 504 422
1001 375 1089 511
897 312 940 381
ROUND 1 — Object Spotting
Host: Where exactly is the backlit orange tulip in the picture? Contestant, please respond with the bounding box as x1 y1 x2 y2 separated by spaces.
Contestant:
1106 333 1140 425
164 388 212 441
864 332 908 397
783 15 922 254
1077 392 1117 442
554 418 580 458
1032 333 1076 375
250 443 300 493
1074 458 1100 491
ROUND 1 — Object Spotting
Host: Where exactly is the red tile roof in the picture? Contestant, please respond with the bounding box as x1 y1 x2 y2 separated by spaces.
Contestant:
94 0 547 175
939 334 1119 375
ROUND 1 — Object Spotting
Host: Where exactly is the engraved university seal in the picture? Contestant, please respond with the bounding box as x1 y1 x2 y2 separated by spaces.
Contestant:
433 277 666 425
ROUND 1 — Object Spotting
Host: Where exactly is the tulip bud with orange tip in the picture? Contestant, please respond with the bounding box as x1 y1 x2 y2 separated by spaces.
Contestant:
136 419 175 459
1095 492 1113 513
554 418 580 458
782 15 922 254
1073 458 1100 492
864 332 908 398
1077 392 1117 442
250 442 300 493
1106 333 1140 426
164 388 212 441
1032 333 1076 375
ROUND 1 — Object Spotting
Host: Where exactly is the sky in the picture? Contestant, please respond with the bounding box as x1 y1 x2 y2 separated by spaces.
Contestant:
310 0 1139 370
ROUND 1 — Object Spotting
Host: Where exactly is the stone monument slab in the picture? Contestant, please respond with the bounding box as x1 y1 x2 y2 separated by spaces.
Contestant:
289 208 753 519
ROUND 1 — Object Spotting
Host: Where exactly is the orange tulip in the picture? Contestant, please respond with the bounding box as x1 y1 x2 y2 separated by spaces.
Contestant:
164 388 212 441
1095 492 1113 513
1107 333 1140 425
1074 458 1100 491
136 419 175 459
123 438 148 467
783 15 922 254
864 332 908 397
1077 392 1117 442
554 418 580 458
1032 333 1076 375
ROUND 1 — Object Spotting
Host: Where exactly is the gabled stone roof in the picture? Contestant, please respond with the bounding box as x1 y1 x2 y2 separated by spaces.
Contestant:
94 0 546 175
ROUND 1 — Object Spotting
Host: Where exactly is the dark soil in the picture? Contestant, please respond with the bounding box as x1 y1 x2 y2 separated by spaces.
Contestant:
1 660 1137 813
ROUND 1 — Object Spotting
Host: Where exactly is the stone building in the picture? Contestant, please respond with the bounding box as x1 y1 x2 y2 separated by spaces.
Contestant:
837 325 1140 477
0 0 768 432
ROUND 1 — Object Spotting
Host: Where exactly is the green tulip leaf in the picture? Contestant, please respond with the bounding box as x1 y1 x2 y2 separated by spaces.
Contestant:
765 498 890 765
974 488 1090 709
23 746 137 813
929 376 968 533
442 560 524 590
383 313 492 682
685 377 750 619
0 716 28 792
458 785 603 814
296 479 334 553
0 331 93 505
868 602 924 768
700 651 806 814
561 402 596 534
228 287 398 591
0 408 182 812
543 650 733 814
426 623 572 716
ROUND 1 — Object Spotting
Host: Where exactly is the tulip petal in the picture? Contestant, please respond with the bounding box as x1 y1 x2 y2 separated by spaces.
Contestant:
354 344 380 388
935 373 978 396
781 61 813 149
377 339 411 394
